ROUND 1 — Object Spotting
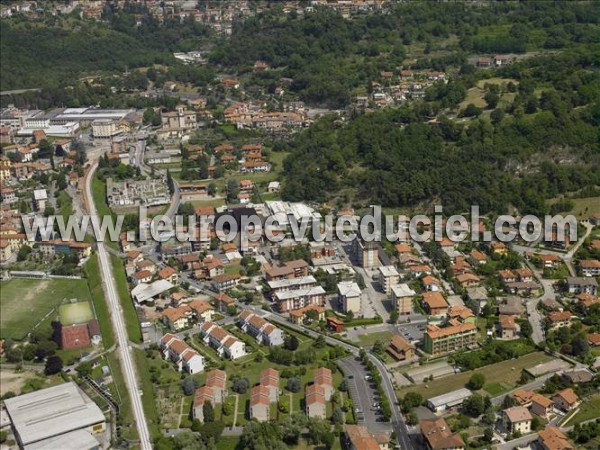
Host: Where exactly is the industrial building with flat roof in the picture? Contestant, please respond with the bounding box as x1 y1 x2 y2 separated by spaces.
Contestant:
3 382 106 448
426 388 473 412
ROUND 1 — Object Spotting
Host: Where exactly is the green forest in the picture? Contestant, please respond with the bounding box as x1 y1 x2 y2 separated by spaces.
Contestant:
280 46 600 215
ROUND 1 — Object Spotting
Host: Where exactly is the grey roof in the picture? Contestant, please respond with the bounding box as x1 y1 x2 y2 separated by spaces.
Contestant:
4 382 105 446
567 277 598 287
24 429 100 450
132 279 174 303
427 388 472 408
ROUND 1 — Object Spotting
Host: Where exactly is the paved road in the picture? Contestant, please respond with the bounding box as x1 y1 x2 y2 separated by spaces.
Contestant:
494 432 537 450
85 162 152 450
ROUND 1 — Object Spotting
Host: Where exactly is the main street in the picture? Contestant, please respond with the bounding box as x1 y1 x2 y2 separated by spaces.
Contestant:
85 162 152 450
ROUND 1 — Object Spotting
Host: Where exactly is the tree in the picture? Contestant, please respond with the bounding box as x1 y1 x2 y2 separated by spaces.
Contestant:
467 373 486 390
520 321 533 339
463 393 485 417
202 400 215 423
372 340 385 355
17 245 32 261
484 90 500 109
76 361 93 378
166 170 174 195
286 376 301 393
484 427 494 442
307 418 331 446
502 394 515 409
5 346 22 363
401 392 423 412
284 335 300 351
181 376 198 396
315 335 326 348
332 406 344 424
490 108 505 124
389 309 399 324
44 355 63 375
232 377 250 394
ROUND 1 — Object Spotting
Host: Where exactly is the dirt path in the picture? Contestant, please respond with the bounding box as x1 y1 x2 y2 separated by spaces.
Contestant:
232 394 240 427
0 369 39 396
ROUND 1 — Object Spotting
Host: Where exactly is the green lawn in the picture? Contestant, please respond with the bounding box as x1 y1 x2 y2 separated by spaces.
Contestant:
571 394 600 425
548 196 600 219
110 254 142 343
397 352 554 400
0 278 90 340
59 301 94 325
57 191 73 221
357 331 392 347
91 177 119 251
85 254 115 348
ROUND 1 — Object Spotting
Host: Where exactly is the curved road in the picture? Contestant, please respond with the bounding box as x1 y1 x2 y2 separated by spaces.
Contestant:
85 162 152 450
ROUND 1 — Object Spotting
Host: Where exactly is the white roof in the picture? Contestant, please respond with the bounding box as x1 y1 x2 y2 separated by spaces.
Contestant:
268 181 280 189
132 279 174 303
33 189 48 201
268 275 316 290
24 430 100 450
379 265 399 278
273 285 326 300
337 281 361 298
3 382 105 446
391 283 416 298
427 388 472 408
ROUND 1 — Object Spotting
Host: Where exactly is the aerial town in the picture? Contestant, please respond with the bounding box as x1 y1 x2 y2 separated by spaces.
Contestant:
1 1 599 450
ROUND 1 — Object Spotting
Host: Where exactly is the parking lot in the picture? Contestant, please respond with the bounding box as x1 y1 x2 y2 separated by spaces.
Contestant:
337 356 392 434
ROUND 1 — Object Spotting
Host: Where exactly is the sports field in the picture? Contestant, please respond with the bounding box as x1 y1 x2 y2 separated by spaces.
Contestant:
0 278 90 340
59 301 94 325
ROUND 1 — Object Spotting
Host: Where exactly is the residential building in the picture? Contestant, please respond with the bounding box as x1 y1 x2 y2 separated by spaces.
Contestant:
265 259 309 280
567 277 598 295
249 386 270 422
199 322 247 360
313 367 334 400
289 305 326 325
354 239 379 268
33 188 47 212
237 310 284 346
498 314 519 339
378 265 400 294
530 394 554 419
192 386 215 423
305 384 326 419
391 283 416 315
419 417 465 450
273 285 326 312
162 305 193 331
422 291 449 316
387 335 415 361
158 266 179 284
502 406 532 434
512 389 534 407
160 333 205 374
538 426 574 450
547 311 572 329
206 369 228 403
337 281 362 314
539 254 561 269
422 275 442 292
580 259 600 277
213 292 236 313
188 299 215 323
553 388 579 412
343 424 390 450
4 382 105 448
211 273 241 292
268 275 318 294
260 368 280 403
424 322 477 356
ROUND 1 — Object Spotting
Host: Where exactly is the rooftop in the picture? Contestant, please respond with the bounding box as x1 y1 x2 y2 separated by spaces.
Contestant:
4 382 105 446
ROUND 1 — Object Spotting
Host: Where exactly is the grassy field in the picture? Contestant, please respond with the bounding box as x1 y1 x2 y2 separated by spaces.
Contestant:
91 177 119 251
59 301 94 325
0 278 90 340
397 352 553 400
357 331 393 347
570 394 600 425
134 349 161 439
85 254 115 349
548 196 600 219
459 77 518 111
110 254 142 343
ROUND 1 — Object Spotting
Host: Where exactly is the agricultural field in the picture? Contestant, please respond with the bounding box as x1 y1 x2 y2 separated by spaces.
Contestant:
0 277 90 340
397 352 554 400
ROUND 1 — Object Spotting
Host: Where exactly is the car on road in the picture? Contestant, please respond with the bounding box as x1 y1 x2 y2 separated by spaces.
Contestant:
364 375 372 381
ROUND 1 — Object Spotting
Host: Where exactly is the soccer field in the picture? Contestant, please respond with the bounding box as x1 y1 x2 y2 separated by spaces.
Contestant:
59 301 94 325
0 278 90 340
